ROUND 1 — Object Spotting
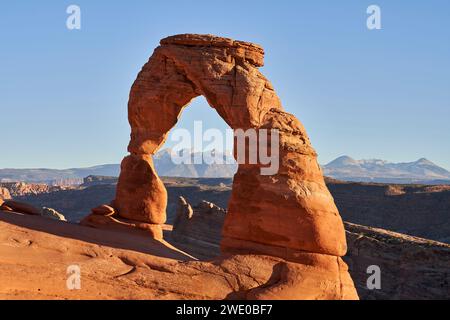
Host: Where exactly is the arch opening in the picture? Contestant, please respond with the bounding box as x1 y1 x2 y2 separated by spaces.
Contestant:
162 96 235 166
152 95 237 228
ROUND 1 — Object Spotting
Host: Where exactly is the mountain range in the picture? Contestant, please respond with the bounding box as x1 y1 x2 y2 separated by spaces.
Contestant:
0 149 237 184
153 149 237 178
323 156 450 184
1 152 449 185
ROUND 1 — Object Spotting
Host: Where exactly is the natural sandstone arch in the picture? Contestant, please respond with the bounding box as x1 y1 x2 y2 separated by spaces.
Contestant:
115 34 348 262
113 34 358 299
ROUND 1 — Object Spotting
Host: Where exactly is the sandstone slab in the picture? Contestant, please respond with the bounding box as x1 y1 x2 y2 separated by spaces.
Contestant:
0 212 355 300
2 200 40 216
80 214 163 240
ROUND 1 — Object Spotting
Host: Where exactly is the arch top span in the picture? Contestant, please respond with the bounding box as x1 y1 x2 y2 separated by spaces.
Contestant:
160 33 265 67
127 34 282 156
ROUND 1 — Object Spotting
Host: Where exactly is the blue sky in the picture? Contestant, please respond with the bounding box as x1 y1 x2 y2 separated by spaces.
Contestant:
1 1 449 169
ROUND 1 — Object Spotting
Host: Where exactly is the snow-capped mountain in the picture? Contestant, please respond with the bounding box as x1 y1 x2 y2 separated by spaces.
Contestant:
0 149 238 183
3 152 450 185
153 149 237 178
323 156 450 184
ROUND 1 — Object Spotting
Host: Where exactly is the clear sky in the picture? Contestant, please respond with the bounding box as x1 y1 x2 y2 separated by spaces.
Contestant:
1 1 449 169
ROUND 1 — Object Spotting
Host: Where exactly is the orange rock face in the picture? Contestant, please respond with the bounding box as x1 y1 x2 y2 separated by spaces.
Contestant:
114 34 358 299
0 187 11 201
115 154 167 224
2 200 40 216
91 204 115 216
80 214 163 241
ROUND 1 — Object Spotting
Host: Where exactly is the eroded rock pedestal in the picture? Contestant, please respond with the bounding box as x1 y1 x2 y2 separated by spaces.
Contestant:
113 34 358 299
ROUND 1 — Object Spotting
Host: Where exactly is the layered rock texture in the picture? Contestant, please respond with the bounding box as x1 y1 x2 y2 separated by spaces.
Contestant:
111 33 357 299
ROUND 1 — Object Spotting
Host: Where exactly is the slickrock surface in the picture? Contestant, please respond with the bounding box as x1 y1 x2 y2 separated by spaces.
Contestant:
0 211 354 300
112 34 357 299
80 214 164 241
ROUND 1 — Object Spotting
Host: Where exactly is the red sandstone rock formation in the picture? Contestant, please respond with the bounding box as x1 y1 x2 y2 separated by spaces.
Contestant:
1 200 41 215
0 199 66 221
0 182 62 197
112 34 357 299
0 187 11 201
91 204 115 216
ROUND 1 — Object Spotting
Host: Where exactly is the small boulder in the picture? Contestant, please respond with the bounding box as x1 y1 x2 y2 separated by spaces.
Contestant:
173 197 193 231
41 207 67 221
0 187 11 201
80 214 163 240
91 204 115 216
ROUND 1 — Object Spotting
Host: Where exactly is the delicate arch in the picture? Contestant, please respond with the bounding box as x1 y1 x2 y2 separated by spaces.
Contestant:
114 34 348 260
